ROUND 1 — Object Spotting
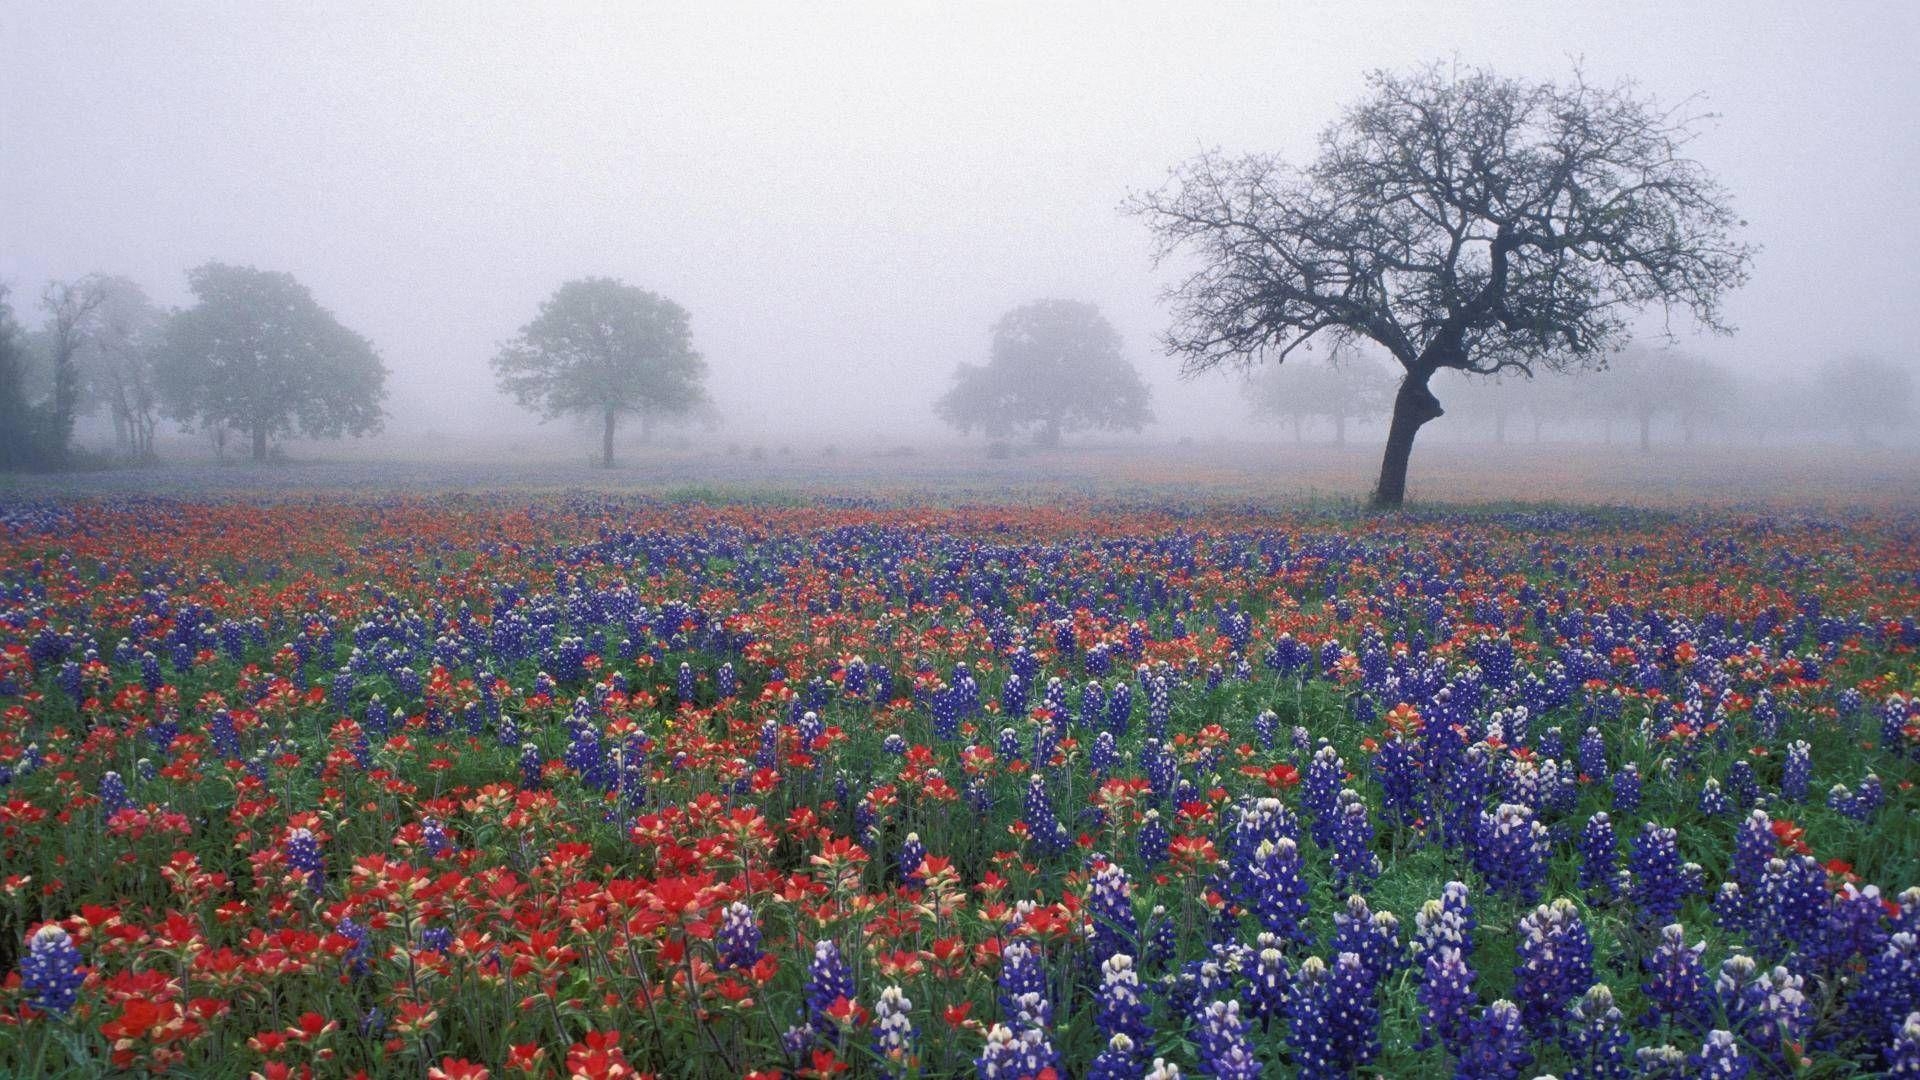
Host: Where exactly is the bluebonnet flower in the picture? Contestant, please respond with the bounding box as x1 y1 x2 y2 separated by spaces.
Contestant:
1195 1000 1261 1080
1642 924 1710 1032
998 941 1050 1027
1288 953 1379 1080
1690 1029 1751 1079
283 827 325 894
1243 837 1311 943
1415 881 1478 966
1750 855 1826 959
1578 812 1618 900
1612 763 1642 813
872 985 916 1075
1578 726 1609 782
19 925 85 1015
1851 931 1920 1046
1095 952 1152 1045
1716 955 1808 1072
1328 789 1381 893
1887 1011 1920 1076
422 816 451 858
1253 709 1278 750
1417 945 1475 1054
519 742 543 790
1304 744 1346 848
1331 894 1402 985
1455 999 1532 1080
1627 824 1691 925
1245 938 1290 1028
1020 775 1073 858
1138 809 1170 867
1087 1034 1142 1080
1781 740 1812 802
1634 1044 1691 1080
717 902 762 971
898 832 927 890
1563 983 1632 1080
1088 862 1139 963
1474 803 1550 905
1817 883 1891 973
1698 778 1728 817
805 939 857 1031
98 770 132 819
974 1023 1060 1080
1513 899 1593 1033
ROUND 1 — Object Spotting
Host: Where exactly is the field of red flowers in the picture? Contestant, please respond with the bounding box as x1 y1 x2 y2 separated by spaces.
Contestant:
2 496 1918 1078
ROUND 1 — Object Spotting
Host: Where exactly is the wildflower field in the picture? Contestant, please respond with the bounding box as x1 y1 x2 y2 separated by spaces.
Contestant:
3 495 1919 1079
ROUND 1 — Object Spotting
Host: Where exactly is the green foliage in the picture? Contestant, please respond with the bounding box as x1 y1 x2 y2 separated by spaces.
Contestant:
154 262 388 460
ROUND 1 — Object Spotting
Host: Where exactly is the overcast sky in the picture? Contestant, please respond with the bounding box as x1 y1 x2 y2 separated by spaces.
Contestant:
3 1 1915 443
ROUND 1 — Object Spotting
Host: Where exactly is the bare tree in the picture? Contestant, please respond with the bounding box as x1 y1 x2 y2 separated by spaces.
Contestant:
39 278 107 463
1130 63 1753 505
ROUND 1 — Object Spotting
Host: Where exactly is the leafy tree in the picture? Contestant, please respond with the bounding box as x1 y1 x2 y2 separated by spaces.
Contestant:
1243 343 1391 445
935 299 1152 446
492 277 710 467
1131 63 1753 505
0 286 34 468
155 263 387 461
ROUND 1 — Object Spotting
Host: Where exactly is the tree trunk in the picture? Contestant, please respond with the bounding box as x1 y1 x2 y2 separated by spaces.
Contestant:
251 423 268 461
1333 414 1347 447
1372 368 1442 508
601 409 617 468
1637 413 1652 453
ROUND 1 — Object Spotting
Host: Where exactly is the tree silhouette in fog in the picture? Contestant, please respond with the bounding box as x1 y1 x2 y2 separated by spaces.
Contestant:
492 278 710 468
936 299 1152 447
1242 342 1392 445
1131 62 1753 506
155 263 388 462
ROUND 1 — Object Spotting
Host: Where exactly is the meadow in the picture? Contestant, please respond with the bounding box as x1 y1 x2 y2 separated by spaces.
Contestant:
2 474 1919 1078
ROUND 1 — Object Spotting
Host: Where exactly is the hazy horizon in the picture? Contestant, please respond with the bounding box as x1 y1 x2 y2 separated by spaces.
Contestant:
5 1 1917 450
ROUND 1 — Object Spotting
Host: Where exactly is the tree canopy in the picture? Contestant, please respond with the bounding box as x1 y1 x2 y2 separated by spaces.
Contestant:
1131 62 1753 504
492 277 709 467
935 299 1152 446
155 263 387 461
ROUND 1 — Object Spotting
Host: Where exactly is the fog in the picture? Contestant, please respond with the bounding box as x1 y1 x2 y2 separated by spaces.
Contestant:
4 1 1918 458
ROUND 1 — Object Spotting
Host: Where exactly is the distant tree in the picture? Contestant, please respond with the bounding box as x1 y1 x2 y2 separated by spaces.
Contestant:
1814 354 1915 446
935 299 1152 446
36 278 107 464
73 275 165 460
492 277 710 467
1243 343 1391 444
1600 348 1735 450
0 286 34 467
155 263 387 461
1130 63 1753 505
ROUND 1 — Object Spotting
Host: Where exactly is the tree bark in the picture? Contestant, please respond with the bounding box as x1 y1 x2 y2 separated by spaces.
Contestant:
1372 368 1442 508
602 408 617 468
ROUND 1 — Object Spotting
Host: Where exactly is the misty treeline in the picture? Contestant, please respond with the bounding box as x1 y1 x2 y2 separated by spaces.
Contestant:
1242 345 1917 450
6 63 1915 493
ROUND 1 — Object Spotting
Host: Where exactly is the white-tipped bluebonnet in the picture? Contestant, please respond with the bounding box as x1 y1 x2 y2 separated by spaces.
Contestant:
19 924 85 1015
1513 899 1593 1033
